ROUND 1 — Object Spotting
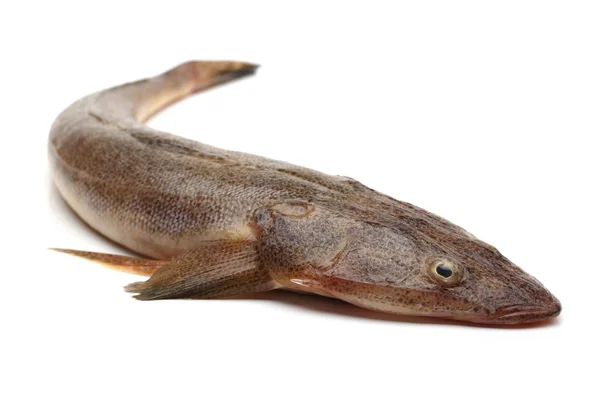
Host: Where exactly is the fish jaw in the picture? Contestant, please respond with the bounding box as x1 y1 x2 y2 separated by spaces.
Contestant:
482 296 562 325
280 273 561 325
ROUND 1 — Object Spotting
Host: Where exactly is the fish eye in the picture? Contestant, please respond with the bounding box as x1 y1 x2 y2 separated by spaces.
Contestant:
427 258 464 287
436 263 453 278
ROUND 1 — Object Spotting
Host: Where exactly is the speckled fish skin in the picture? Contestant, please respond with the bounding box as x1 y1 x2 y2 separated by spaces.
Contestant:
49 61 561 324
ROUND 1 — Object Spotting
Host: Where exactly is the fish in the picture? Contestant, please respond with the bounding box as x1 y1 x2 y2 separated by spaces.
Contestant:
49 60 561 325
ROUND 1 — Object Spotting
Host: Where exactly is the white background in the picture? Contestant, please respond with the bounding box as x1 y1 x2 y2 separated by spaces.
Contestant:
1 1 598 399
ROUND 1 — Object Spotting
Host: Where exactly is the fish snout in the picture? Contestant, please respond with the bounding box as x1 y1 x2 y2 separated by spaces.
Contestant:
489 298 561 324
489 275 561 324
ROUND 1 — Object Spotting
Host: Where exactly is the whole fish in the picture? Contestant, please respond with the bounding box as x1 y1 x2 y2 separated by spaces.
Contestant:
49 61 561 324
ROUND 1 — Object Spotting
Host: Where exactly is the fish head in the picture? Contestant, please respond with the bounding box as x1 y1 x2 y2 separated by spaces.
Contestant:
254 199 561 325
332 221 561 325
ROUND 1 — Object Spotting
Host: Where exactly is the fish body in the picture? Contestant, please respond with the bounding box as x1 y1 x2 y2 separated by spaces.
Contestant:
49 61 561 324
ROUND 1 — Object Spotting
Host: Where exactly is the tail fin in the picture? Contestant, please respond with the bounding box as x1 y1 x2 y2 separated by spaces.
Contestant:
134 61 259 122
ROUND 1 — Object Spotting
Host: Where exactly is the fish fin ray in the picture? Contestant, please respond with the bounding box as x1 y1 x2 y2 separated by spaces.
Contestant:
124 239 278 300
50 248 165 277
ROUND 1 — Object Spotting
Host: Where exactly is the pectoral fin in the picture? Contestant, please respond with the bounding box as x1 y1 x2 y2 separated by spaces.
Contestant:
124 239 279 300
50 248 166 277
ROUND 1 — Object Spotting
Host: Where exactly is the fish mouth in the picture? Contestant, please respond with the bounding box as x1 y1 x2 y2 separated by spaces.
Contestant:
487 298 562 324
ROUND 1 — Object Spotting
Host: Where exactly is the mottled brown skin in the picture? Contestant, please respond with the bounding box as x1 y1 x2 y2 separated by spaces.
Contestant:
49 61 561 325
